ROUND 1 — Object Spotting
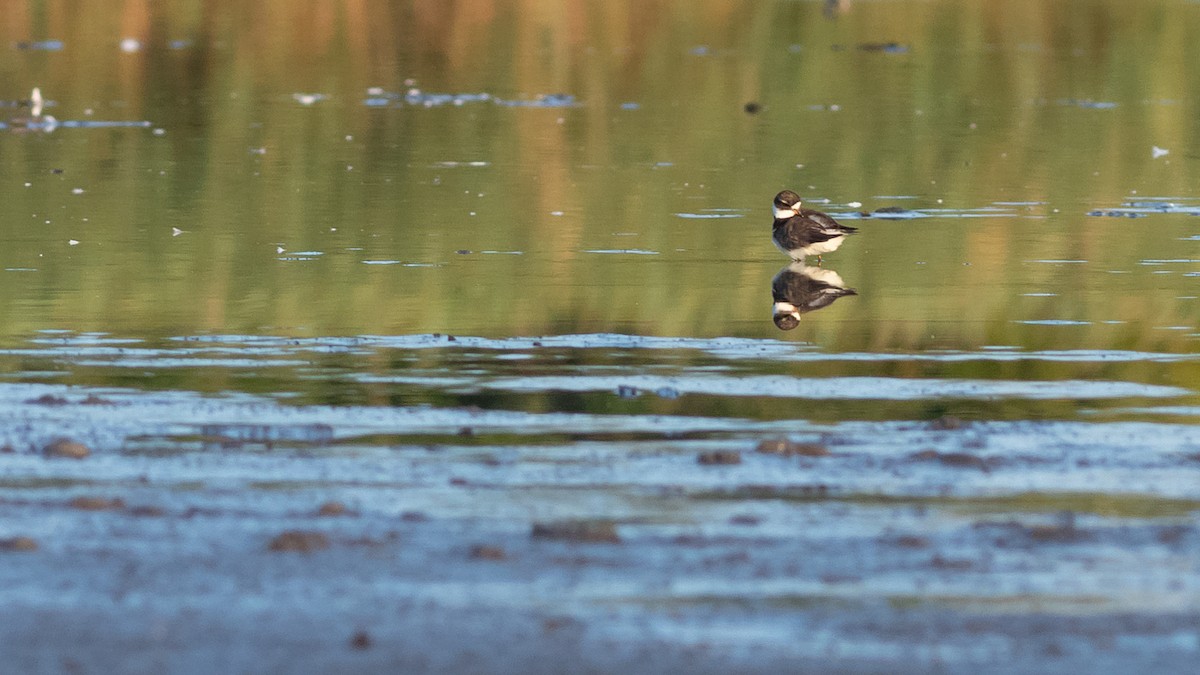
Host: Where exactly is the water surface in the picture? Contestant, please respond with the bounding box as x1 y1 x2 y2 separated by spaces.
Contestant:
1 1 1198 672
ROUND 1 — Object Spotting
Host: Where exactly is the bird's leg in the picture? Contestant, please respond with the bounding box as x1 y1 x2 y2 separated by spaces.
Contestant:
815 255 824 266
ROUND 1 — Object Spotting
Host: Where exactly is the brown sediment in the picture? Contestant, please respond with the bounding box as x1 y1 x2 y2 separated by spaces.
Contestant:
268 530 331 552
697 450 741 465
531 520 620 544
469 544 508 560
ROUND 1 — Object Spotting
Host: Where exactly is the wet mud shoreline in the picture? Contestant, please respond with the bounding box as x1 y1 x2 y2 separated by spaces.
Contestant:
1 334 1197 673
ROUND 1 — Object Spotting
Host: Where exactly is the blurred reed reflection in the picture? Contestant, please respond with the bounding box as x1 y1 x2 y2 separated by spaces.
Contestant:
0 0 1195 352
770 262 857 330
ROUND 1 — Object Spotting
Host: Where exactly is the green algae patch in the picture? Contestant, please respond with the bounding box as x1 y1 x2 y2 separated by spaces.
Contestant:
690 488 1200 518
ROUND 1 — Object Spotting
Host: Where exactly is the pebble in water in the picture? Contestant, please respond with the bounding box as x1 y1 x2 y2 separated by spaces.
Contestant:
42 437 90 459
469 544 508 560
0 536 38 552
267 530 330 553
316 501 350 517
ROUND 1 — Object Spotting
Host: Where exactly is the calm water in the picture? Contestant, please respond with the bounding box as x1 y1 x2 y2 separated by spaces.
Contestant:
2 2 1199 672
0 0 1197 414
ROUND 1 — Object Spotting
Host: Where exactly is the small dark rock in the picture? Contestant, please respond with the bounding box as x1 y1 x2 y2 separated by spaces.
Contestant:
69 496 126 511
755 438 830 457
1156 525 1187 544
729 514 762 526
42 438 90 459
268 530 330 553
127 505 166 517
81 395 115 405
531 520 620 544
615 385 640 399
0 536 38 552
0 444 13 454
456 249 471 255
317 501 349 517
743 101 762 114
469 544 508 560
449 477 468 486
27 394 68 406
697 450 742 465
400 511 428 522
543 617 577 633
930 554 973 570
893 535 930 549
349 630 372 650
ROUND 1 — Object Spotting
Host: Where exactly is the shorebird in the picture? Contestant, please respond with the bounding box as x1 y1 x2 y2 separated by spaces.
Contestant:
771 190 857 263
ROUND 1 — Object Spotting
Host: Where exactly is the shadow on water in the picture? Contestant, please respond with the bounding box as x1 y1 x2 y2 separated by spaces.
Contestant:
770 262 858 330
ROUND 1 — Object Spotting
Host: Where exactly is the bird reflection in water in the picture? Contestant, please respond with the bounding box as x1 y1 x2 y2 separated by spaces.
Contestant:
771 262 858 330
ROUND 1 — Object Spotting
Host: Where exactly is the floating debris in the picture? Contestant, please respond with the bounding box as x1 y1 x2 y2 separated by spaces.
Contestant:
494 93 575 108
1152 146 1170 159
292 93 325 106
855 42 909 53
364 89 577 109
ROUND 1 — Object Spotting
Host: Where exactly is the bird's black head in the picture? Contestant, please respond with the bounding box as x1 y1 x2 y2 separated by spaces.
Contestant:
773 190 802 219
773 190 801 210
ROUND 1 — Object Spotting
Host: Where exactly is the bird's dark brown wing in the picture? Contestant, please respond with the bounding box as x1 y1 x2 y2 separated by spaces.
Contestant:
798 209 857 235
773 212 853 249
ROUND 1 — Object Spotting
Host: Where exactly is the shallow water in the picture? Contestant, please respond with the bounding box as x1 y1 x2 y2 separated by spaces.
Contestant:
1 1 1199 672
